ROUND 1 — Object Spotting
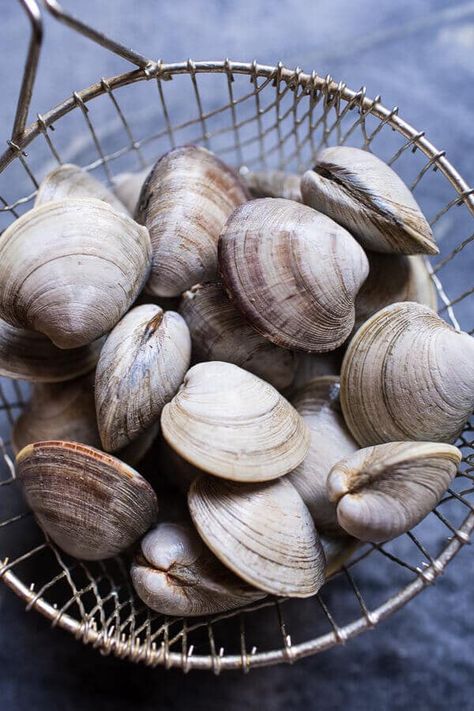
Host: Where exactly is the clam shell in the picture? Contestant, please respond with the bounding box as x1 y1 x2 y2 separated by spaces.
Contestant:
301 146 438 255
0 199 152 349
327 441 461 542
321 534 358 578
291 349 344 392
131 522 265 616
95 304 191 452
16 441 158 560
161 362 310 482
218 198 369 352
341 302 474 446
188 476 325 597
240 168 302 202
288 376 358 534
180 282 296 390
113 167 150 214
137 145 249 297
35 163 128 213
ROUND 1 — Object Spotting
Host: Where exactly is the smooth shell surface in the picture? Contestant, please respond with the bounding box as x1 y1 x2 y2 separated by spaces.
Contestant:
0 199 151 349
188 476 326 597
137 145 249 297
301 146 438 255
113 167 150 214
218 198 369 352
35 163 128 213
240 168 302 202
161 362 310 482
131 522 265 616
341 302 474 446
96 304 191 452
327 442 461 542
0 319 102 382
16 441 158 560
180 282 296 390
288 377 358 534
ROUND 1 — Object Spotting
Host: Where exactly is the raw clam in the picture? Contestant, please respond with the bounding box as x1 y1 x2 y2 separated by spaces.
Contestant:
240 168 302 202
161 362 310 482
131 522 265 616
0 199 152 349
0 319 102 382
188 476 326 597
327 441 461 542
341 302 474 446
218 198 369 352
16 441 158 560
96 304 191 452
137 145 249 297
113 167 150 214
288 376 358 534
35 163 128 213
301 146 438 254
180 282 296 390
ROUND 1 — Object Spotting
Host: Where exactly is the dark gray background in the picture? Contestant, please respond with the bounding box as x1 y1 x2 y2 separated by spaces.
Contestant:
1 1 474 709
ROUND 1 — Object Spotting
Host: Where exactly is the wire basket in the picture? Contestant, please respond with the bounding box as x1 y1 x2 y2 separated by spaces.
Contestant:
0 0 473 673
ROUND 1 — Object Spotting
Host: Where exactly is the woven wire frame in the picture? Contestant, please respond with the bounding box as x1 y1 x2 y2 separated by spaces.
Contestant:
0 61 473 672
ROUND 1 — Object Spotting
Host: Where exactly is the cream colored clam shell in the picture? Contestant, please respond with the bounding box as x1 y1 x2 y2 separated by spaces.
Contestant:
0 199 152 349
341 302 474 446
218 198 369 353
161 362 310 482
95 304 191 452
180 282 296 390
188 476 325 597
131 522 265 616
288 376 358 534
301 146 438 255
240 168 302 202
35 163 128 213
327 441 461 542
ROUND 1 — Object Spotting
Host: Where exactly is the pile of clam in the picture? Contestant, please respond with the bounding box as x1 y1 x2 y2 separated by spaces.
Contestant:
4 143 473 618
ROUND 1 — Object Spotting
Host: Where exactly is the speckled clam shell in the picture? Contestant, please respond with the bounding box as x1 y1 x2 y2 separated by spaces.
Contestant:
16 441 158 560
301 146 438 255
137 145 249 297
35 163 128 213
340 302 474 446
327 442 461 542
131 522 265 616
188 476 326 597
240 168 302 202
113 167 150 214
161 362 310 482
218 198 369 353
95 304 191 452
180 282 296 390
0 199 152 349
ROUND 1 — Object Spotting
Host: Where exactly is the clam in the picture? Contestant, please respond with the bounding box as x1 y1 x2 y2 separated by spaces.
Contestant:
354 253 437 330
0 319 102 382
136 145 249 297
327 441 461 542
188 476 325 597
35 163 128 213
240 168 302 202
161 362 310 482
301 146 438 255
218 198 369 352
288 376 358 534
131 522 265 616
321 535 358 578
291 350 344 392
180 282 296 390
340 302 474 446
16 441 158 560
113 167 150 214
0 199 151 349
96 304 191 452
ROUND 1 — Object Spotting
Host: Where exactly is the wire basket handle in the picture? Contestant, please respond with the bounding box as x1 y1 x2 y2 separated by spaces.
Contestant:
11 0 158 143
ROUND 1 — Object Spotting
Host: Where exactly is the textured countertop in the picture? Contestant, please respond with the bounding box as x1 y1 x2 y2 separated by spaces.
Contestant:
1 1 474 709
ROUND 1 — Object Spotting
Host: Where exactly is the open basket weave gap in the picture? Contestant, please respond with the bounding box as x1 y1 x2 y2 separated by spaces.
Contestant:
0 61 473 672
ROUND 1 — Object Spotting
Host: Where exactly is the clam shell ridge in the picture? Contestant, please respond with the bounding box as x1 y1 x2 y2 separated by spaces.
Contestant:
16 441 158 560
327 441 461 542
188 476 326 597
301 146 438 255
0 198 152 349
341 302 474 446
35 163 128 213
161 361 310 482
218 198 369 353
180 282 296 390
95 304 191 452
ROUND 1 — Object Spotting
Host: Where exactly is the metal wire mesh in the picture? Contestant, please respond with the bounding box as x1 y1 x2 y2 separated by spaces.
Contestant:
0 60 473 672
